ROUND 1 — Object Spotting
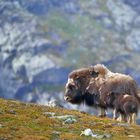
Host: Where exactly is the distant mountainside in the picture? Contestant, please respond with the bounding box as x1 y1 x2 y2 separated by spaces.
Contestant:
1 0 140 107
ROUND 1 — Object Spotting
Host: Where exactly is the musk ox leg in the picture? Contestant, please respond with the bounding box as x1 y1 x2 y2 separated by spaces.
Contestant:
117 114 126 122
113 109 124 121
98 108 106 117
116 115 121 122
127 113 136 124
132 113 137 124
128 114 132 124
122 115 127 122
113 109 118 120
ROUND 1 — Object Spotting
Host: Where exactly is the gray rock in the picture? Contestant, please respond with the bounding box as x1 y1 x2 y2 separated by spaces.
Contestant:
51 114 77 124
43 112 56 117
80 128 111 139
80 128 97 137
126 30 140 51
96 134 111 139
12 53 55 82
8 110 16 114
107 0 137 31
123 0 140 14
51 115 77 120
46 99 63 108
52 131 61 135
63 117 77 124
112 123 129 127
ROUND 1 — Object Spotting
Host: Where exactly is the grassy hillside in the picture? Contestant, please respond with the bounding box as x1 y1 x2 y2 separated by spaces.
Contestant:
0 98 140 140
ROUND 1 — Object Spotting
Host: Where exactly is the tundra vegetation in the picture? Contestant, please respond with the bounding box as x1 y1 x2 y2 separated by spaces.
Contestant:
0 98 140 140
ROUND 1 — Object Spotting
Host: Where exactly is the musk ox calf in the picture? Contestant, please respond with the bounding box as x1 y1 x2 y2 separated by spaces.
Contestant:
106 93 139 124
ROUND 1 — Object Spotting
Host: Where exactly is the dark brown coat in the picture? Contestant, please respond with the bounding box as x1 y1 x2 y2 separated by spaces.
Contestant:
65 64 140 118
108 93 139 124
64 66 108 117
86 64 140 118
64 67 92 104
88 64 140 105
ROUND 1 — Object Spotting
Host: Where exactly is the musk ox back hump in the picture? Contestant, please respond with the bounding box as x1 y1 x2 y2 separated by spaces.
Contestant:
99 74 140 102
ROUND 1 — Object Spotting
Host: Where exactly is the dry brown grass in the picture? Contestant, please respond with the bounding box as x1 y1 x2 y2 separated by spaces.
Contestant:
0 98 140 140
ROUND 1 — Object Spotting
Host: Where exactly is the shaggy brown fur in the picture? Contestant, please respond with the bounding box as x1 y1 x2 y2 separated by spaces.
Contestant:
89 64 140 100
89 64 109 78
100 75 140 104
64 67 92 104
65 64 140 119
65 66 108 117
68 68 91 92
65 67 106 116
87 64 140 119
86 77 106 107
107 93 139 124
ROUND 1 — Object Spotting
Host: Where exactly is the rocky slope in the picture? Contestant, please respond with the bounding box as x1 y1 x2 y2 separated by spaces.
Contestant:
0 98 140 140
1 0 140 108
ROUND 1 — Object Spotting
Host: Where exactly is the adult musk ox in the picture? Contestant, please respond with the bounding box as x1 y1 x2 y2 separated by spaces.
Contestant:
64 66 110 117
106 93 139 124
64 65 104 104
86 64 140 119
64 64 140 119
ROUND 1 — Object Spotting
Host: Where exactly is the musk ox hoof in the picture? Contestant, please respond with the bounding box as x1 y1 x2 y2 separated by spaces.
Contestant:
113 117 117 121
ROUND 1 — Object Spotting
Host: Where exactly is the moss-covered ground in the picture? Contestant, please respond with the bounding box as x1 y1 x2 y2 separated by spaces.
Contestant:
0 98 140 140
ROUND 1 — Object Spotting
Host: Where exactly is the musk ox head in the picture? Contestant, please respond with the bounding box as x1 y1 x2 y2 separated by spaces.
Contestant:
64 67 92 104
64 64 110 105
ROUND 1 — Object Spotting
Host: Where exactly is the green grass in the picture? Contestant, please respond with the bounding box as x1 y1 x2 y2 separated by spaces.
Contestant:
0 98 140 140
